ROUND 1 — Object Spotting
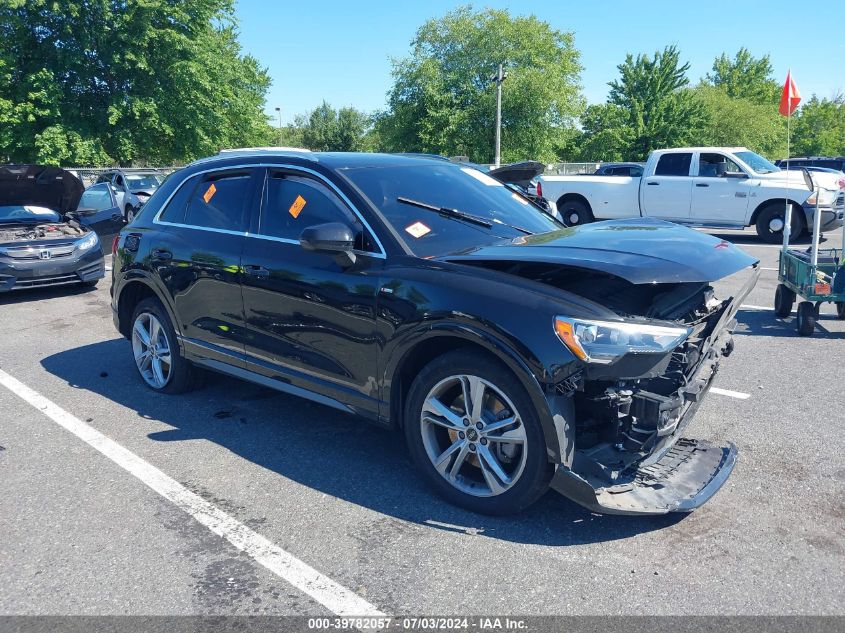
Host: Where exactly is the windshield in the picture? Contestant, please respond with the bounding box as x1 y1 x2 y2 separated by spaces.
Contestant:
125 174 163 189
735 151 780 174
0 205 61 223
340 163 561 257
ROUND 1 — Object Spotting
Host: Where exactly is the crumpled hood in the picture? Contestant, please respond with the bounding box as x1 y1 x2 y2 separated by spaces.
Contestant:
0 165 84 215
439 218 759 284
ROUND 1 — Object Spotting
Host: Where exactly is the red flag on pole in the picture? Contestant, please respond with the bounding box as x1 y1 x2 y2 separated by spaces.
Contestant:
779 71 801 117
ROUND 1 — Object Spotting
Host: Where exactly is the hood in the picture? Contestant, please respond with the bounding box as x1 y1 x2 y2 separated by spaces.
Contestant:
0 165 84 215
487 161 544 188
439 218 759 284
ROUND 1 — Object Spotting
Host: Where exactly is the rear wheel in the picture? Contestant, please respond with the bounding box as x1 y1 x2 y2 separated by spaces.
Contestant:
774 284 795 317
125 205 135 223
755 203 803 244
796 301 816 336
131 297 200 393
404 350 551 515
557 198 594 227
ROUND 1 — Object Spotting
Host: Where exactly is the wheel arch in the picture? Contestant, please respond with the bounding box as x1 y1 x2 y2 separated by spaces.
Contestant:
749 198 807 228
386 326 562 463
556 192 592 214
116 277 177 340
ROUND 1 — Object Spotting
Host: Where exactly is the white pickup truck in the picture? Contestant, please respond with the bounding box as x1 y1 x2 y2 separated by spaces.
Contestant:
539 147 845 242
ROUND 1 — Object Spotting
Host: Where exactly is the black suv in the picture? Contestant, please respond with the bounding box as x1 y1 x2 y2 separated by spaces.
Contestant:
111 150 758 515
775 157 845 172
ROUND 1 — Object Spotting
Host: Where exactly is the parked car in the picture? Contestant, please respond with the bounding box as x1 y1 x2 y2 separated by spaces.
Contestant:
0 165 107 292
540 147 845 242
111 150 758 516
593 162 645 177
96 169 166 221
78 182 127 242
486 161 559 220
775 156 845 172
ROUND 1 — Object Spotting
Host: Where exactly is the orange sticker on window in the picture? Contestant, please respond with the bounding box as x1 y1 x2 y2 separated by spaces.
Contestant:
405 221 431 238
289 194 307 218
203 183 217 204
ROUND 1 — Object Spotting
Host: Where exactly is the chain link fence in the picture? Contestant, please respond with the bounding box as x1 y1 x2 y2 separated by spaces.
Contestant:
545 162 601 175
63 167 177 187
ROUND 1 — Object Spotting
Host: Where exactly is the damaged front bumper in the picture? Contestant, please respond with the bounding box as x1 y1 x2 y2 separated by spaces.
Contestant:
548 266 759 515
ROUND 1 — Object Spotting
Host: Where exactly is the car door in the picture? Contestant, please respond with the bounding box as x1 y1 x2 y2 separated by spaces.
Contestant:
690 152 751 226
151 167 261 367
640 152 693 220
111 173 129 211
239 167 383 416
76 183 124 240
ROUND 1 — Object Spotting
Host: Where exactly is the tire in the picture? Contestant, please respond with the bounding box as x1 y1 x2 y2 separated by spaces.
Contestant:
403 349 551 515
125 205 135 223
837 302 845 320
755 203 804 244
557 198 594 227
130 297 200 393
796 301 816 336
774 284 795 318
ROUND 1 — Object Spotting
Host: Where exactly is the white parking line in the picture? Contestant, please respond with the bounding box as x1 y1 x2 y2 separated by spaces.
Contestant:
741 304 773 311
710 387 751 400
0 368 383 618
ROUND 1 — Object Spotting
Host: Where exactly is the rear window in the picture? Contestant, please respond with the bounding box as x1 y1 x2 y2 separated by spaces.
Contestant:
655 153 692 176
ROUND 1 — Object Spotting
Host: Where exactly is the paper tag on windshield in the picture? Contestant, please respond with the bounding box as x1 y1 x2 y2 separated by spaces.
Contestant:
289 194 306 218
405 221 431 238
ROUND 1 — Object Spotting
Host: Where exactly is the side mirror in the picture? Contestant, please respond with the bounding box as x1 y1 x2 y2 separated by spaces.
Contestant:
299 222 357 266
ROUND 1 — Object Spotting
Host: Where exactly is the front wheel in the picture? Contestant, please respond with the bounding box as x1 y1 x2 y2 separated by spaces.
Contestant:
557 198 594 227
774 284 795 317
796 301 816 336
404 350 551 515
755 204 804 244
125 205 136 223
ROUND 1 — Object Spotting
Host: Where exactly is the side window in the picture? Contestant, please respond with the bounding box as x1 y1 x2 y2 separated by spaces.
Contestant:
183 171 252 231
698 153 743 177
655 153 692 176
630 165 644 177
79 185 113 211
158 175 199 224
96 174 110 184
114 174 125 188
259 172 358 242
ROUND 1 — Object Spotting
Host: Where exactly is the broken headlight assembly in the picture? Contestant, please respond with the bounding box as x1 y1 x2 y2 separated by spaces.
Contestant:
554 316 691 364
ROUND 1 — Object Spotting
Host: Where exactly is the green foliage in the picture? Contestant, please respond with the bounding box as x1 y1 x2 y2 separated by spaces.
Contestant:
791 95 845 157
604 46 706 160
295 102 371 152
376 5 583 163
573 103 633 162
0 0 271 165
706 48 779 104
689 85 786 158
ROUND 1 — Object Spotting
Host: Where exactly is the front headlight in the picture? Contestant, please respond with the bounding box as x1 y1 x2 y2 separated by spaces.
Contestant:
554 316 691 364
806 189 837 206
76 232 99 252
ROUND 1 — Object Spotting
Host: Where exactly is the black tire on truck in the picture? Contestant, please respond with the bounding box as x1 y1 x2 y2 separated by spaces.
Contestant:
557 198 594 227
755 202 804 244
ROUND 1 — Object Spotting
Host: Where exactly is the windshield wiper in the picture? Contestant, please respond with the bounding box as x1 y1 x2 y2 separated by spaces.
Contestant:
397 197 493 228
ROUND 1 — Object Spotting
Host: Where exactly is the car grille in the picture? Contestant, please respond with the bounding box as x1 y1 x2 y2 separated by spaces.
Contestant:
11 273 81 289
2 242 77 260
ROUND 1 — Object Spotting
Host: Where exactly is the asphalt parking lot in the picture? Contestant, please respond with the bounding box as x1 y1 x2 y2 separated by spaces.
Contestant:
1 228 843 617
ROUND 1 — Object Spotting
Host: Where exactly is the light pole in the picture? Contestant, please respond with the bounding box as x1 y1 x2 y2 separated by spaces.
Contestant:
490 64 507 167
274 107 282 145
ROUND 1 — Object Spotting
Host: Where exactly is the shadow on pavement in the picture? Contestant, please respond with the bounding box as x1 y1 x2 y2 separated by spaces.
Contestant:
42 338 683 546
0 282 100 305
736 308 844 339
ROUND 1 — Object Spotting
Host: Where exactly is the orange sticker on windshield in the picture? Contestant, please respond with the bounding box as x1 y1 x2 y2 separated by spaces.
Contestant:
405 221 431 238
289 194 307 218
203 183 217 203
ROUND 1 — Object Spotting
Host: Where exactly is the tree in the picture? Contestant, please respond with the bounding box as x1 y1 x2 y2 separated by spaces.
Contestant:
604 46 706 160
572 103 632 162
705 48 779 104
0 0 271 165
376 6 583 163
689 85 786 159
791 95 845 157
295 102 371 152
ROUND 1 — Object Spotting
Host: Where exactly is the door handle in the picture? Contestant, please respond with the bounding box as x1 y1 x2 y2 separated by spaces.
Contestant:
151 248 172 261
244 264 269 278
696 183 710 188
646 181 659 186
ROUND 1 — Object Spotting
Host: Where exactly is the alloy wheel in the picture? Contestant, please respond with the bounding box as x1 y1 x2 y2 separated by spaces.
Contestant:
420 374 528 497
131 312 172 389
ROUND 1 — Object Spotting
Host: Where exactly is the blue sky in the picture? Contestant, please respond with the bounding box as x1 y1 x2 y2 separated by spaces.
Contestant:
235 0 844 124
